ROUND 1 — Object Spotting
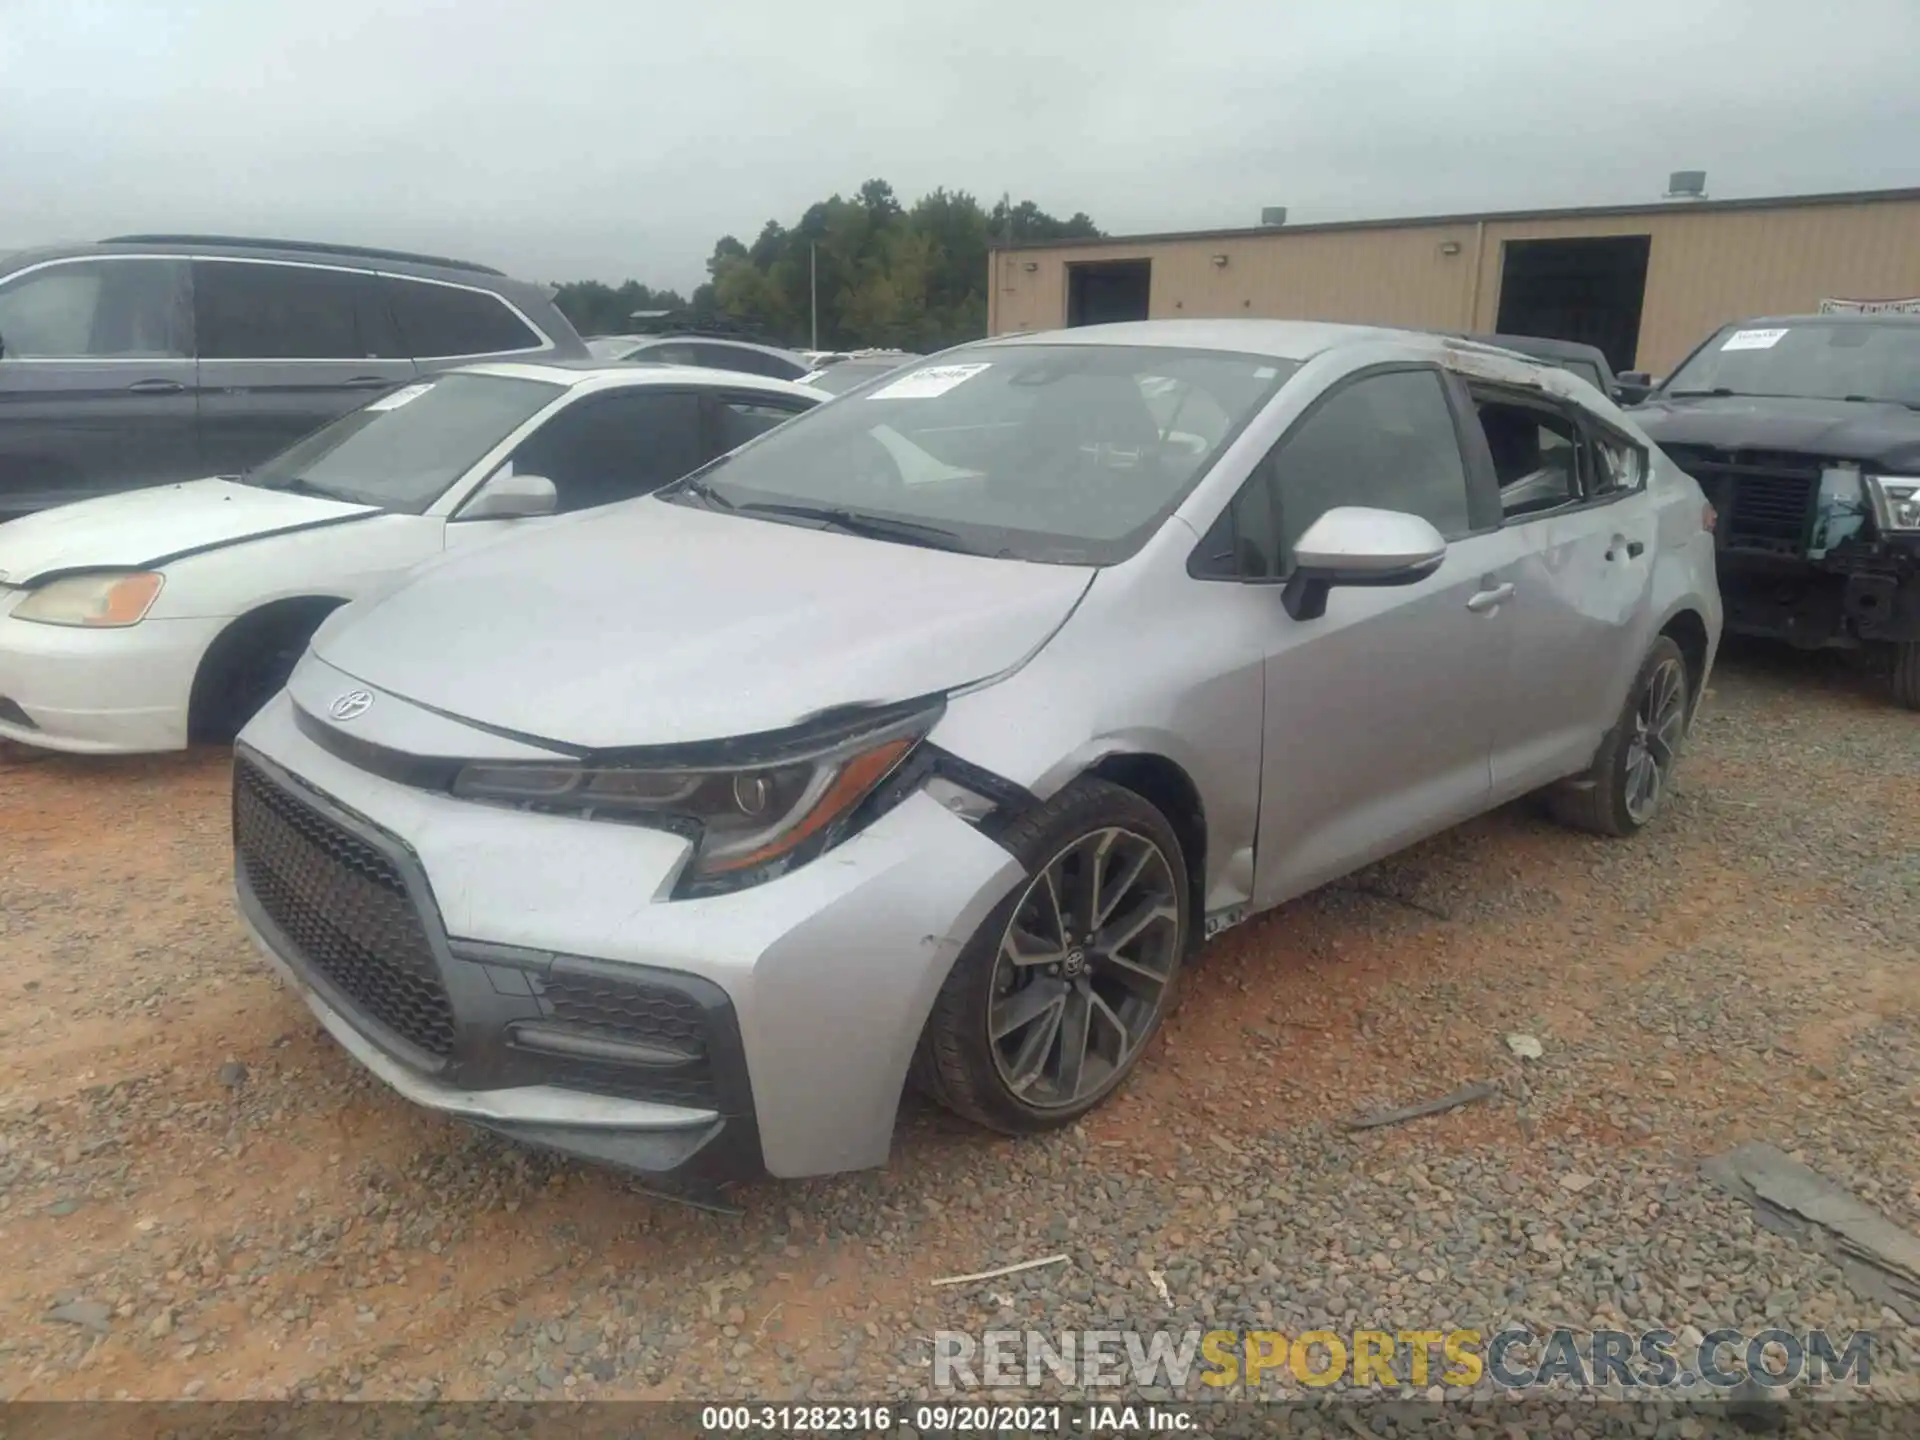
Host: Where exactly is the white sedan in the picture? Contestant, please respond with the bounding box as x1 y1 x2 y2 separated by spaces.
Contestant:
0 362 822 753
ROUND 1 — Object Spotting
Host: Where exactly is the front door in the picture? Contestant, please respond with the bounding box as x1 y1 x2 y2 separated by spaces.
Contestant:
193 259 415 478
0 256 199 516
1247 366 1512 906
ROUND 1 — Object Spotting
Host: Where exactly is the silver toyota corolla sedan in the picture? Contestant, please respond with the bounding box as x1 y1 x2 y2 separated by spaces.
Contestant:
231 320 1722 1183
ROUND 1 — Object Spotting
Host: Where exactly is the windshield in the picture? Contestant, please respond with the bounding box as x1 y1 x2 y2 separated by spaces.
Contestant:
666 343 1294 564
1664 320 1920 406
244 373 564 511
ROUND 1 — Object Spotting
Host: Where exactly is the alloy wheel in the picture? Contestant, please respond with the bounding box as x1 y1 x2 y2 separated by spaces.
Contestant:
986 827 1180 1109
1623 657 1686 824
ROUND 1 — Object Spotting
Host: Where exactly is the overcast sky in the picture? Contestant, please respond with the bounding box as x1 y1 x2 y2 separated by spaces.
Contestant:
5 0 1918 292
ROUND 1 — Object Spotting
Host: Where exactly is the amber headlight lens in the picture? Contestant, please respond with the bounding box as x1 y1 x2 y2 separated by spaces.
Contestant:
14 572 165 627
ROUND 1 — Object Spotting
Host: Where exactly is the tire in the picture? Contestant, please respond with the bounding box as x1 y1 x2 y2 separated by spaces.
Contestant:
1548 636 1691 838
911 778 1191 1135
1893 642 1920 712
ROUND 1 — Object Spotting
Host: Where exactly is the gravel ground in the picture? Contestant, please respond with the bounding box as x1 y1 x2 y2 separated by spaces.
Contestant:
0 641 1914 1432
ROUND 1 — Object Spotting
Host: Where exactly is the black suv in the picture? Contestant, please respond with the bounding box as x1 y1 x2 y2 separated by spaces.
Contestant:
1634 313 1920 708
0 235 588 518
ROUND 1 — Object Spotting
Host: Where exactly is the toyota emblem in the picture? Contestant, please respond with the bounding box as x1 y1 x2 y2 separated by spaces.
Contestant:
328 689 374 722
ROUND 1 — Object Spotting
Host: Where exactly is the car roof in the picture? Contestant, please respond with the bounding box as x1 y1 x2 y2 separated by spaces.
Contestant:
982 318 1471 363
2 236 522 290
617 334 806 361
451 359 826 399
1463 332 1610 366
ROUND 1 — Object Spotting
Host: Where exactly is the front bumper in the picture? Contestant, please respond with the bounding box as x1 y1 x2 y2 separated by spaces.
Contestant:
0 606 222 753
233 688 1025 1180
1718 557 1920 648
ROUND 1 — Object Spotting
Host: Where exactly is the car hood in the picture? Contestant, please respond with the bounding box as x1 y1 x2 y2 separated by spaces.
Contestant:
1636 394 1920 471
0 478 377 585
313 498 1097 750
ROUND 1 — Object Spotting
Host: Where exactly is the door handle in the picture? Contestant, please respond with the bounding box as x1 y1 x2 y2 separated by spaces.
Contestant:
126 378 185 395
1465 582 1515 613
1605 535 1648 561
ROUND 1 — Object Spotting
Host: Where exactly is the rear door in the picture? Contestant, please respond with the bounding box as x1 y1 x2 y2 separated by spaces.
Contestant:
193 259 416 477
1454 379 1660 797
0 256 199 515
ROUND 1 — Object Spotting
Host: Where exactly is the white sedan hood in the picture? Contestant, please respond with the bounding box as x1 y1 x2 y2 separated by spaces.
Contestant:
0 479 376 585
313 498 1095 750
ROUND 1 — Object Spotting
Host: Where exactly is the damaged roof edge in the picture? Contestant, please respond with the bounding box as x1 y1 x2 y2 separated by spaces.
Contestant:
989 184 1920 254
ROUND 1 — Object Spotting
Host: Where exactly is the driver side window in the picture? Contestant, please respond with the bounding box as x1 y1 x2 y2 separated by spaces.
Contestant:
501 390 707 513
1191 368 1472 581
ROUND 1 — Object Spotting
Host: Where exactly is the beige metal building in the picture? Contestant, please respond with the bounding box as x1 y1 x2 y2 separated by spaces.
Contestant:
986 186 1920 375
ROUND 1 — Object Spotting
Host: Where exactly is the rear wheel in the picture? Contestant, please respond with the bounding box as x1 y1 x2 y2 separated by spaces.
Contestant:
1892 641 1920 711
1549 636 1691 837
912 779 1189 1134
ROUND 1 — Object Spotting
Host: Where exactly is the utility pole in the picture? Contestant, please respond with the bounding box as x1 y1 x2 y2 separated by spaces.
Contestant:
809 243 818 352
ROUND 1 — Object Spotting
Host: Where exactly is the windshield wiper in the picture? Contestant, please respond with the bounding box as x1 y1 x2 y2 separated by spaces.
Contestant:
1666 387 1739 398
667 473 737 510
735 501 978 553
1841 394 1920 410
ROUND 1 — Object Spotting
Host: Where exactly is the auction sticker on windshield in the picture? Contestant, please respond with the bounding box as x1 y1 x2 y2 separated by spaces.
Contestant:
1720 328 1789 351
367 382 434 411
868 363 990 400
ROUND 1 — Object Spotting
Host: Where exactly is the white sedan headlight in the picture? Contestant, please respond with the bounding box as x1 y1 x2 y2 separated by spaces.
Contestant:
1866 475 1920 533
12 572 165 627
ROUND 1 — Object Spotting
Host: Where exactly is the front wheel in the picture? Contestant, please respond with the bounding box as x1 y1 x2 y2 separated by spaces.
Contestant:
1549 636 1691 837
1892 641 1920 711
911 779 1190 1134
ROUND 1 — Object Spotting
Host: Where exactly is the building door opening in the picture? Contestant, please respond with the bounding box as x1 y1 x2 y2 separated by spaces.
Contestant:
1495 236 1651 373
1066 259 1151 327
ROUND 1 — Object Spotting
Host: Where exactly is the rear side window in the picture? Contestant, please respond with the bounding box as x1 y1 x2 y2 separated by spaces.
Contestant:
1590 432 1648 497
692 342 805 380
195 261 401 360
386 279 542 358
0 258 191 358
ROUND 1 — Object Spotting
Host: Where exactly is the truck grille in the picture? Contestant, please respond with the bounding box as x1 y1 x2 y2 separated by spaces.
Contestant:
1662 447 1819 557
234 758 457 1060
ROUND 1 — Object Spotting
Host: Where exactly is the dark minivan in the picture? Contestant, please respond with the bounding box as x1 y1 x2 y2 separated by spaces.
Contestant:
0 235 588 519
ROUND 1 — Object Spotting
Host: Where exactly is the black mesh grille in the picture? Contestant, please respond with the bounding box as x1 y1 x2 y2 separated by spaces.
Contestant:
234 758 456 1059
541 1059 717 1108
1663 447 1819 557
536 973 709 1058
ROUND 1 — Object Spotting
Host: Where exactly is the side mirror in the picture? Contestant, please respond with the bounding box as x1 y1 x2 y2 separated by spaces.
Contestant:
1615 372 1654 406
460 470 557 521
1282 506 1448 622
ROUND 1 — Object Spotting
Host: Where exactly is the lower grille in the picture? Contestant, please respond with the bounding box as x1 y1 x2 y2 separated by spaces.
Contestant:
536 972 709 1059
1663 448 1819 557
0 697 37 730
234 758 457 1059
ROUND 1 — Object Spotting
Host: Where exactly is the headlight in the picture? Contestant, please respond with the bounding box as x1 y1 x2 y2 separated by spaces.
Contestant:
13 572 165 627
451 705 939 895
1865 475 1920 532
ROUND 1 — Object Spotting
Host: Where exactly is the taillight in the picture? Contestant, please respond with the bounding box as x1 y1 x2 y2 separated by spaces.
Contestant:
1702 501 1717 533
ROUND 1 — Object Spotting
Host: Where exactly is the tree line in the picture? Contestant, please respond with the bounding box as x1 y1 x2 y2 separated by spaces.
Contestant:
552 179 1100 353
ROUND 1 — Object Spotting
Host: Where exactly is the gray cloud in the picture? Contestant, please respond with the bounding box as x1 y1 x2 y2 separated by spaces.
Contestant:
4 0 1916 290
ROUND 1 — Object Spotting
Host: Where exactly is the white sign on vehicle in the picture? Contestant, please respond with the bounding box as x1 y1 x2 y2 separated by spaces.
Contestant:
867 363 990 400
1720 328 1789 352
1818 296 1920 315
367 382 434 411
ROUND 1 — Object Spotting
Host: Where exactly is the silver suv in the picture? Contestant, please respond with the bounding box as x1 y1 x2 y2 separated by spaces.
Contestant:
0 235 588 518
233 320 1722 1183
